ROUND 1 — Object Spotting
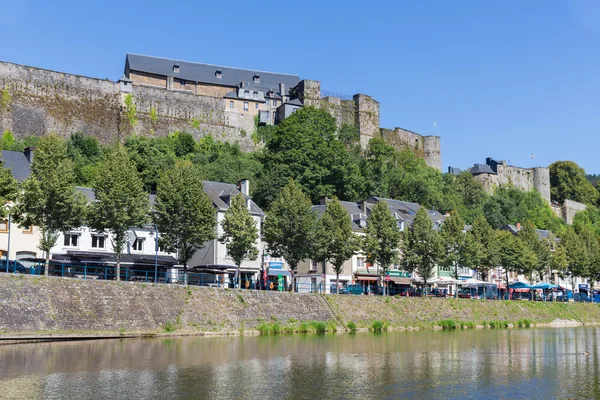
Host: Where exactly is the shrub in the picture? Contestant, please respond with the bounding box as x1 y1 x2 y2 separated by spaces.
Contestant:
256 322 270 335
326 321 338 333
310 321 327 333
298 322 309 333
347 321 357 332
371 320 384 332
164 321 175 333
517 319 532 328
440 319 457 330
270 323 281 335
460 321 476 329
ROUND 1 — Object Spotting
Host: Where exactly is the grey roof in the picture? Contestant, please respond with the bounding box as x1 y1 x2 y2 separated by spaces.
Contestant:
285 98 303 106
126 53 301 94
76 186 96 202
1 150 31 181
366 196 446 230
202 180 264 216
469 163 496 175
312 200 367 231
448 166 462 176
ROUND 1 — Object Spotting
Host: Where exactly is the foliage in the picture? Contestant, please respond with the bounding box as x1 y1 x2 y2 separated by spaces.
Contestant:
124 94 137 131
170 131 196 158
346 321 357 332
440 211 477 285
67 132 103 186
254 106 364 208
337 123 360 147
124 134 177 192
89 146 149 280
219 193 259 286
315 197 359 293
518 221 552 281
496 230 536 284
14 134 86 274
550 161 599 205
363 200 401 291
441 172 487 223
149 106 158 129
401 207 441 287
0 159 18 217
154 161 216 277
263 179 317 271
0 87 11 111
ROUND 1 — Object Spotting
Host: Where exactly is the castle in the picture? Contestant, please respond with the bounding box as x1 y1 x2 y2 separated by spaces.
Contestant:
0 54 442 170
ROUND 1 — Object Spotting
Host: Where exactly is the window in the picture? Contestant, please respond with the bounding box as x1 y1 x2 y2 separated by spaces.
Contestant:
91 235 106 249
244 90 249 99
132 238 144 251
243 102 249 111
0 219 7 232
180 79 186 86
253 75 260 83
230 101 234 109
356 257 366 269
253 91 258 100
255 103 259 109
215 70 222 79
64 233 79 247
310 260 318 271
22 226 33 234
272 99 277 106
173 64 180 73
272 111 276 122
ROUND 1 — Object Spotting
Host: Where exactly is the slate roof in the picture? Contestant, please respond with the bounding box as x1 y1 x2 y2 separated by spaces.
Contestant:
1 150 31 181
469 163 496 175
366 196 446 231
126 53 301 95
312 200 367 231
202 180 264 216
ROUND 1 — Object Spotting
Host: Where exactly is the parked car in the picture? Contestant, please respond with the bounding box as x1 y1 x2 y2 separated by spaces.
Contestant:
345 284 364 295
2 261 28 274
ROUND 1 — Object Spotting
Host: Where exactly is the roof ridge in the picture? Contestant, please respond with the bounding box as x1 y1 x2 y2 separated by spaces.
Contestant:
127 53 300 78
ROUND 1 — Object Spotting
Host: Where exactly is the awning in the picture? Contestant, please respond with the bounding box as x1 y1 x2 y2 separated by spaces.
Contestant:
268 270 292 277
509 281 532 289
389 277 412 285
356 275 378 281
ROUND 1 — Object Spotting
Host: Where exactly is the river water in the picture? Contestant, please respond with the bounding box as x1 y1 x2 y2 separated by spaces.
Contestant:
1 327 600 399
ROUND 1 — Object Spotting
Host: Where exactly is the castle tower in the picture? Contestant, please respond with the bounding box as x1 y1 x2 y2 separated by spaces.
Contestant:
353 94 380 149
532 167 551 203
423 136 442 171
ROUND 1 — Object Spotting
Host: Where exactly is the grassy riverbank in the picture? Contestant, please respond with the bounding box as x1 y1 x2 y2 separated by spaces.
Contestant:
1 275 599 339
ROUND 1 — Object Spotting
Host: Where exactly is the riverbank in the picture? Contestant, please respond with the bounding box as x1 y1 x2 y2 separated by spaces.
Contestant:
1 274 599 340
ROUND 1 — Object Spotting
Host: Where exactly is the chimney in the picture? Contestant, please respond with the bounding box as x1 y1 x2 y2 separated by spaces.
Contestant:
279 83 286 103
360 201 368 214
320 197 329 205
238 179 250 196
24 147 34 164
240 81 245 88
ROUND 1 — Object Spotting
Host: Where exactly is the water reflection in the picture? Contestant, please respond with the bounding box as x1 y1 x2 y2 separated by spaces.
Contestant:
1 328 600 399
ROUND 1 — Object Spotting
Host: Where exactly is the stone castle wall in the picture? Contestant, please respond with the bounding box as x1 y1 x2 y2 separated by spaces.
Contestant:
473 164 551 203
0 61 256 150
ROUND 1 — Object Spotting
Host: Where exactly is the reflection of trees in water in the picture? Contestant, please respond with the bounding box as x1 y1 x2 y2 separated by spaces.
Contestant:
1 329 600 398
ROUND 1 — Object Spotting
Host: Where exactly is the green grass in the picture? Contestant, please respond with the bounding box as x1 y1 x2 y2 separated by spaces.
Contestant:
460 321 476 329
310 321 327 333
439 319 458 330
517 319 533 328
371 320 384 332
164 321 176 333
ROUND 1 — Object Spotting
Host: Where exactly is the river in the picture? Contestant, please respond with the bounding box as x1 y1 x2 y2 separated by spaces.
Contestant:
1 327 599 399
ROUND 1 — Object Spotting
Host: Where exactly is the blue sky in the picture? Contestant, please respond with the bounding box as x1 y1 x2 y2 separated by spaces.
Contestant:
3 0 600 173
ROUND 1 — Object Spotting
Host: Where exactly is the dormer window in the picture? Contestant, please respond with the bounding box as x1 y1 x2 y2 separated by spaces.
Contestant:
173 64 180 73
253 75 260 83
215 70 222 79
253 91 258 100
244 90 249 99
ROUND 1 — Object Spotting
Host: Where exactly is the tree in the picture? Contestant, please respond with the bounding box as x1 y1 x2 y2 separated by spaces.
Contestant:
468 215 500 281
518 221 551 282
0 159 18 216
264 180 317 289
440 211 477 297
497 231 536 299
561 227 588 294
315 197 359 294
577 227 600 291
219 193 259 288
549 242 568 283
401 207 440 295
154 162 216 284
362 200 401 295
14 134 85 275
89 146 149 281
550 161 599 205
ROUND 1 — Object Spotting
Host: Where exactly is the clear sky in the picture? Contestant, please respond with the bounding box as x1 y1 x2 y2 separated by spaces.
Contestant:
3 0 600 173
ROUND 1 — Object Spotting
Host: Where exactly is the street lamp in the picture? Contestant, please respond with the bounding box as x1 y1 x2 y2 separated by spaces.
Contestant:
4 202 14 273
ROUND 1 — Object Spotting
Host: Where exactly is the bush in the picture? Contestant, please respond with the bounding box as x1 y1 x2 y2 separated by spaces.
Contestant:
310 321 327 333
460 321 476 329
326 321 338 333
298 322 309 333
164 321 175 333
517 319 532 328
347 321 357 332
439 319 457 330
371 320 384 332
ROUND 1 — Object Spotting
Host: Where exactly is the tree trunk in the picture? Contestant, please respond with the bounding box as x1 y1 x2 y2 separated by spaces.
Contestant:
184 263 188 286
237 265 240 289
44 250 50 276
336 272 339 294
505 269 509 300
116 253 120 281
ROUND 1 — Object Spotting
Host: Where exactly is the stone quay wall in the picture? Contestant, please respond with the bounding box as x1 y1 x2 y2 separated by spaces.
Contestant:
1 275 599 337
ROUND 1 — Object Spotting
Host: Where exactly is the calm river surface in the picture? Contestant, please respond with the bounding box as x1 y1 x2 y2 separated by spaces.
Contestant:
1 327 600 399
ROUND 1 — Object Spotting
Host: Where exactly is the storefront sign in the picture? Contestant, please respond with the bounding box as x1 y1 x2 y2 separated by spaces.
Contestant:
269 261 283 269
387 270 411 278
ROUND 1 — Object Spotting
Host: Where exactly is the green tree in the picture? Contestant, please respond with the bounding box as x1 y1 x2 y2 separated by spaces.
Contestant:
67 132 103 185
89 146 149 281
363 200 401 295
468 215 500 281
549 242 568 284
401 207 441 295
559 227 587 293
440 211 477 297
154 162 216 284
315 197 359 294
14 134 85 275
219 193 259 288
0 159 18 216
518 221 551 282
497 231 536 298
255 107 364 208
550 161 599 205
124 135 177 192
577 226 600 291
264 179 317 288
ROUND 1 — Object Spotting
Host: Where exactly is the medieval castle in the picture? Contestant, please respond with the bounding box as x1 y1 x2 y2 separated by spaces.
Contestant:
0 54 584 223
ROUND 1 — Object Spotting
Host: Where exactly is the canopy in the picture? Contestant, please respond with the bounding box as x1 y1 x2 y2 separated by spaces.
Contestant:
532 282 558 290
509 281 532 289
434 277 460 284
